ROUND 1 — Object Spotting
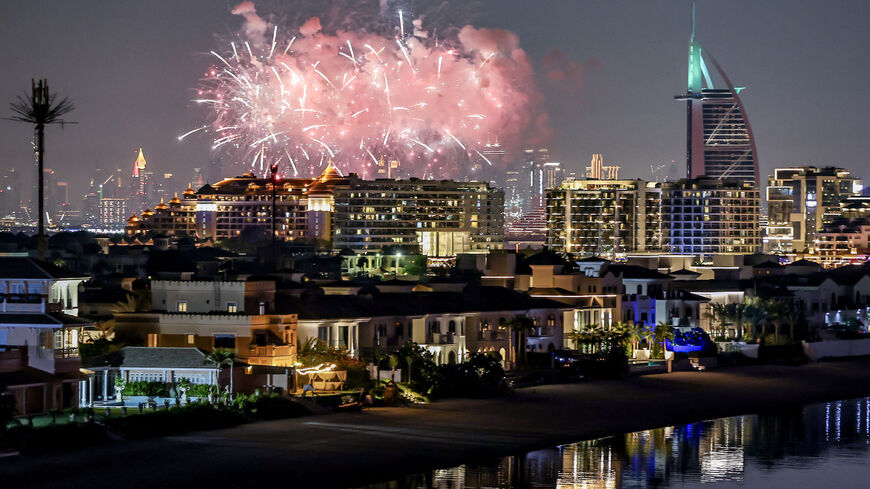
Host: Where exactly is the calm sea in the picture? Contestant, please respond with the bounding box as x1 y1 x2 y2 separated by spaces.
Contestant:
366 397 870 488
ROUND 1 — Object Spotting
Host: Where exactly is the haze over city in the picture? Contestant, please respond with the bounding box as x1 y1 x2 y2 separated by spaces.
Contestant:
2 0 868 199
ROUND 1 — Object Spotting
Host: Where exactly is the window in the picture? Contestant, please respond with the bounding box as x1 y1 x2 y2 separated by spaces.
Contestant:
259 302 266 315
318 326 331 344
176 301 188 312
186 334 195 345
147 334 158 347
338 326 350 348
226 302 238 313
9 283 24 294
394 322 404 337
448 320 456 334
214 334 235 349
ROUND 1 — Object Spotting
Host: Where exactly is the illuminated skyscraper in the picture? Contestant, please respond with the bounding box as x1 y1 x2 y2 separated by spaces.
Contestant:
129 148 152 213
521 148 551 213
675 7 759 187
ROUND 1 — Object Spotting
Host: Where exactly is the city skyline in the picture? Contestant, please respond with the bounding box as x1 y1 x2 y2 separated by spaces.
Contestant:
2 0 869 205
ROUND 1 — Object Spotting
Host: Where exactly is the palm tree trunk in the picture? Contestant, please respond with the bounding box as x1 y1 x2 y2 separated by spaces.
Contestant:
229 360 234 398
37 123 45 260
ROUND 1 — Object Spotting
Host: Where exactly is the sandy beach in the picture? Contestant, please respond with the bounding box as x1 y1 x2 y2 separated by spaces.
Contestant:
5 358 870 488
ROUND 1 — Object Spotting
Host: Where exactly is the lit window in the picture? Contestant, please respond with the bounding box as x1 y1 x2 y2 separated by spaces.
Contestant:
226 302 238 313
187 334 195 344
176 301 188 312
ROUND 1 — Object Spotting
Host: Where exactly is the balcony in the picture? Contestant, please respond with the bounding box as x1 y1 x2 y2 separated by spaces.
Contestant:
247 344 297 367
427 332 456 344
478 330 507 341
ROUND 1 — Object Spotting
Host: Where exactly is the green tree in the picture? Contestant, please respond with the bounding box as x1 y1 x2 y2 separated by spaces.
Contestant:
207 348 238 396
743 298 768 341
765 299 790 344
652 321 675 359
705 303 730 338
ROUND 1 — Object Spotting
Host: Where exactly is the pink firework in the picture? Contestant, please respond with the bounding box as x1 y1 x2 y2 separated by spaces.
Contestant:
183 2 548 179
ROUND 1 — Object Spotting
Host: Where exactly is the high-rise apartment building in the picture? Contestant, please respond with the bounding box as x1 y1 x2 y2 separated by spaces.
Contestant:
520 148 551 213
765 167 863 253
675 12 759 187
661 178 760 257
332 178 503 256
546 179 662 257
99 197 127 230
503 170 522 224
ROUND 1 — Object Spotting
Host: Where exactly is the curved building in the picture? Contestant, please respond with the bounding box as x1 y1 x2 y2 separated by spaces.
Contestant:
675 10 759 187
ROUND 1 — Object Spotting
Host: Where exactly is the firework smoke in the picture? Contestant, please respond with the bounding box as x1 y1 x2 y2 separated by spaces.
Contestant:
185 1 549 178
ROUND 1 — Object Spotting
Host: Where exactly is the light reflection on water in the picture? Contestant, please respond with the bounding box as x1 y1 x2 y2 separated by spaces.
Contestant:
367 397 870 488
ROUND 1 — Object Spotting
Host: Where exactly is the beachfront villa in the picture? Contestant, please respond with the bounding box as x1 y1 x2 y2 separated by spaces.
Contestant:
80 347 220 406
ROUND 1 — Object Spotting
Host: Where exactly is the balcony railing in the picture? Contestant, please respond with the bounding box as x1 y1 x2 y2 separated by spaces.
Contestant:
54 347 79 359
478 330 507 341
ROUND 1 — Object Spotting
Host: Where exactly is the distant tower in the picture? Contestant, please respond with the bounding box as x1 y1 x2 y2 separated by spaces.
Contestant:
585 154 620 180
129 148 152 212
675 4 759 187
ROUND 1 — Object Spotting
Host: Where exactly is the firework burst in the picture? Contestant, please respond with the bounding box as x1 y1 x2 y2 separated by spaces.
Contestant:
183 1 547 179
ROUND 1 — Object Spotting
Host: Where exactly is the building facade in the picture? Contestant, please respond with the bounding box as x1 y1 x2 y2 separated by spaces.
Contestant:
546 179 662 257
661 178 761 258
765 167 863 253
332 177 503 256
126 163 503 258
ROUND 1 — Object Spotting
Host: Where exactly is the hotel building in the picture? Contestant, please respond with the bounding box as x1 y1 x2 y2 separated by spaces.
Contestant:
765 167 863 253
546 179 662 257
661 178 760 258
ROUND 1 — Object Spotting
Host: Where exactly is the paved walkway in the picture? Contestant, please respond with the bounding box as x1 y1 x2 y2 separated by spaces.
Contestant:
5 359 870 488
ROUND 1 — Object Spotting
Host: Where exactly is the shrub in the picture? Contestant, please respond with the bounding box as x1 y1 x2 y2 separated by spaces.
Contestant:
121 381 168 397
186 383 213 398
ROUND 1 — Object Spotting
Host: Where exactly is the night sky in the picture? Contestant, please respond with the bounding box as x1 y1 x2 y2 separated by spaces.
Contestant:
2 0 868 203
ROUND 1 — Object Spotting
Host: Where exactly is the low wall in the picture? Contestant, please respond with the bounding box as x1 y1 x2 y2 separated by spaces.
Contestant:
802 339 870 361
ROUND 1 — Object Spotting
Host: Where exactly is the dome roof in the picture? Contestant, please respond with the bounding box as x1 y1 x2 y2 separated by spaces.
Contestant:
306 180 333 196
141 208 154 217
317 160 343 182
127 214 140 223
182 185 195 197
169 192 181 205
154 198 167 210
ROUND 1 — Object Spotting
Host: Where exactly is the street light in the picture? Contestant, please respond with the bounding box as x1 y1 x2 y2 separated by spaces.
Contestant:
395 252 402 277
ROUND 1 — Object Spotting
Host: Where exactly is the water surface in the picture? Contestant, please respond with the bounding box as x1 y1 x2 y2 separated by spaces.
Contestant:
367 397 870 488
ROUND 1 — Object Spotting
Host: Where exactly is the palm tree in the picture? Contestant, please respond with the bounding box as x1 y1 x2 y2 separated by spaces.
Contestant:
786 308 806 341
207 348 238 398
743 298 768 341
705 303 729 338
653 321 675 359
7 80 74 260
765 299 790 344
724 302 747 339
506 316 536 367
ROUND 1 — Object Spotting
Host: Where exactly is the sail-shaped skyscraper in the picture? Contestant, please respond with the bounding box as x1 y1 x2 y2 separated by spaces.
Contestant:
676 6 759 187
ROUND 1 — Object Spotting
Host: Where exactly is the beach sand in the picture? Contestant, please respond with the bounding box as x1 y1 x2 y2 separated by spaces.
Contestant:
5 358 870 488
